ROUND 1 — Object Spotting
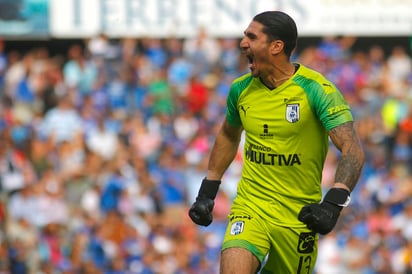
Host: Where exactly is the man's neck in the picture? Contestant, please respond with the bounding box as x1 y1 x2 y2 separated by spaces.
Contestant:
261 62 297 90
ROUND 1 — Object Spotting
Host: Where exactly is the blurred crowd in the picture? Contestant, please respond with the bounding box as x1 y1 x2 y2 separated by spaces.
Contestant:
0 30 411 274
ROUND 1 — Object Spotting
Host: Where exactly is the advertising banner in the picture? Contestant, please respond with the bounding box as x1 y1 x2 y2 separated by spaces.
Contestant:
0 0 49 38
18 0 412 38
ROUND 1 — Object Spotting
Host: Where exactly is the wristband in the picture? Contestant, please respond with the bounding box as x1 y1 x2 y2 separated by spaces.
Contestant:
323 188 351 207
198 178 221 200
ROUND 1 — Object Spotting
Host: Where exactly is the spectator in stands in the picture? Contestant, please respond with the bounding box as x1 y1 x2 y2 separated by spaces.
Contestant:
1 28 412 273
39 84 83 144
63 44 98 95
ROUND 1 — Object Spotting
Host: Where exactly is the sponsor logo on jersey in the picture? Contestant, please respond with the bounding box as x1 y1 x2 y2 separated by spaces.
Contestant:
327 104 350 115
245 145 301 166
284 97 302 104
230 221 245 235
259 124 274 139
297 232 316 254
286 103 300 123
229 214 252 222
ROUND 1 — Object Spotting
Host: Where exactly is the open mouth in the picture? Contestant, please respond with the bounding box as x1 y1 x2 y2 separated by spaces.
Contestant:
247 55 253 64
246 54 255 70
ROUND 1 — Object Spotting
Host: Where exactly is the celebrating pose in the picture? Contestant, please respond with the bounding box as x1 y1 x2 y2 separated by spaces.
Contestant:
189 10 365 273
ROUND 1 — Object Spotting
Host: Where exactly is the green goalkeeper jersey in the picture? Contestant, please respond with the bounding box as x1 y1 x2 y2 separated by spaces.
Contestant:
226 63 353 226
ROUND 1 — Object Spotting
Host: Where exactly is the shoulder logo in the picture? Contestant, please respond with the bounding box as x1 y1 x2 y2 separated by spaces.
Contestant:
239 105 250 116
286 104 300 123
322 82 336 94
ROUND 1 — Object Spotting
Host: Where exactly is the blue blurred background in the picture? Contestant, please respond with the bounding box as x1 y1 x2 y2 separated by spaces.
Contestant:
0 0 412 273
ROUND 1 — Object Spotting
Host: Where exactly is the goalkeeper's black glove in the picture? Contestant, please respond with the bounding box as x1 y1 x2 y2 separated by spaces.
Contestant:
188 178 221 226
298 188 351 235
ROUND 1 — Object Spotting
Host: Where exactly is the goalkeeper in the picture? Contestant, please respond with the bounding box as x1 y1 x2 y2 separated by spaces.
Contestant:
188 10 365 274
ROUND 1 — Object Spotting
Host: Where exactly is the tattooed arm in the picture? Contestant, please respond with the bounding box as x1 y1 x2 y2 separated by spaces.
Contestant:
328 121 365 191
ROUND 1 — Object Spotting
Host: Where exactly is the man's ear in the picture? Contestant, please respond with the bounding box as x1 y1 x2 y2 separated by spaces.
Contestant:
270 40 284 55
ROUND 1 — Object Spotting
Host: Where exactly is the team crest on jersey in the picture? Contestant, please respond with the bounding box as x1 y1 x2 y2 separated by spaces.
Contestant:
286 104 300 123
230 221 245 235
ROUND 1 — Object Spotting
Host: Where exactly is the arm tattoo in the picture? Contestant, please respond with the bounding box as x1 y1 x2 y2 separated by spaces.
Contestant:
329 122 365 191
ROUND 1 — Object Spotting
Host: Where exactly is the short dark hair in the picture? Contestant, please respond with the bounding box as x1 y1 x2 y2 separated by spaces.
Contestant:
253 11 298 57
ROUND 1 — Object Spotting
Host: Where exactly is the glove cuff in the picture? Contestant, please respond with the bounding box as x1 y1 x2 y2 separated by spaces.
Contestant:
323 188 351 208
198 178 221 200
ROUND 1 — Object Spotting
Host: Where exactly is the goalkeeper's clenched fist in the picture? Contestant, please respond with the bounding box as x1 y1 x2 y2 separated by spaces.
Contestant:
298 188 351 235
188 178 221 226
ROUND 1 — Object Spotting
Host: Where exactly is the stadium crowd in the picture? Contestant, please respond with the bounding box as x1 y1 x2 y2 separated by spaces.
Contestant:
0 30 411 273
